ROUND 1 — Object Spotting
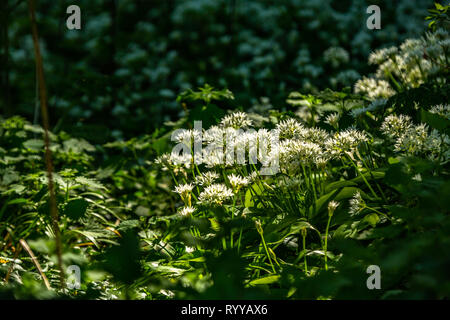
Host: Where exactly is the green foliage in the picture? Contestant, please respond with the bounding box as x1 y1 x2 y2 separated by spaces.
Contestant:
426 2 450 30
0 1 449 301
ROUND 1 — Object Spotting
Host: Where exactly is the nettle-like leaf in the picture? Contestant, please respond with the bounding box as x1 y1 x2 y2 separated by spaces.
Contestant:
74 176 106 191
63 138 96 153
177 84 234 105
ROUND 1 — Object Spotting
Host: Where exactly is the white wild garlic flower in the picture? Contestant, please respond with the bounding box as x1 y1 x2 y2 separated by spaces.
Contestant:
247 171 259 184
227 173 249 191
368 46 398 65
173 129 202 145
198 184 234 206
349 191 365 216
179 206 195 217
155 153 173 171
381 114 450 163
325 129 368 156
354 77 395 100
174 183 194 203
276 118 306 140
381 114 413 140
170 152 193 169
278 140 322 174
328 200 340 215
360 30 449 94
324 113 340 129
395 124 449 162
302 127 330 147
195 171 220 186
429 104 450 120
220 111 253 129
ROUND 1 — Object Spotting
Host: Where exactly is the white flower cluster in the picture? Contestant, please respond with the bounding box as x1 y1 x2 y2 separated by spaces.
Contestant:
164 99 448 218
198 183 234 206
227 173 249 191
325 129 368 157
381 114 413 140
324 113 340 130
354 77 395 100
276 118 306 140
194 171 220 186
159 111 372 180
179 206 195 217
277 140 323 174
381 112 450 162
174 183 194 206
349 191 365 216
220 111 253 129
429 104 450 120
355 29 449 100
162 109 375 216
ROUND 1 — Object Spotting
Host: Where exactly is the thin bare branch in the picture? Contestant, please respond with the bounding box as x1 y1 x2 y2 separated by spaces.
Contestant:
27 0 65 289
19 239 51 290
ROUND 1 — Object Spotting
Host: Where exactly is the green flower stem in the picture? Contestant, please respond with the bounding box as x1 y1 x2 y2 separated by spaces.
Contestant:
170 171 179 186
230 197 236 248
259 230 276 274
356 152 387 202
302 231 308 274
366 206 391 221
347 155 379 199
308 166 318 210
324 214 332 271
237 226 243 254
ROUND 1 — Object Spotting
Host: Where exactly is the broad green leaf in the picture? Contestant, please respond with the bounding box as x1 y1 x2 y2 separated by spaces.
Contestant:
350 170 385 184
7 198 28 205
324 180 357 193
64 198 89 220
245 183 264 207
249 275 280 286
421 109 450 133
316 187 365 214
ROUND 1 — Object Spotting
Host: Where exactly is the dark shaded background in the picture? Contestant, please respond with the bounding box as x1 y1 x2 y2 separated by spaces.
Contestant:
1 0 432 140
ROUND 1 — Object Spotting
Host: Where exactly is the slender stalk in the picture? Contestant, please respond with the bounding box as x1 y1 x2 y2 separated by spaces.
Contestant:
301 229 308 274
27 0 65 288
261 235 276 274
347 154 378 199
237 226 243 254
256 221 276 273
19 239 51 290
356 150 387 202
308 166 318 212
230 196 236 248
324 214 332 271
366 206 391 221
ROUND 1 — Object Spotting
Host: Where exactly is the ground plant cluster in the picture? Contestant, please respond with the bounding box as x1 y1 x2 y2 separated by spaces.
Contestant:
0 2 449 300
